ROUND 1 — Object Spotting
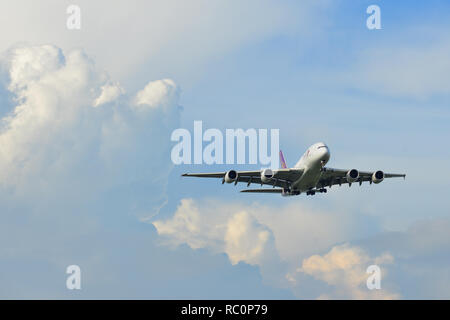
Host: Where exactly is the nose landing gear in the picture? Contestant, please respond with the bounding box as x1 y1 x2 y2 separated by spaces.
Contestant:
281 188 300 196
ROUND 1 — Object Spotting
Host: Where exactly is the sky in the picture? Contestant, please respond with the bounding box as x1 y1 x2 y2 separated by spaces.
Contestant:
0 0 449 299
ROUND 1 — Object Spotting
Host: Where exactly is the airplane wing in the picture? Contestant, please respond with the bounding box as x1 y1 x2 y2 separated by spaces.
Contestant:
182 168 304 189
317 167 406 188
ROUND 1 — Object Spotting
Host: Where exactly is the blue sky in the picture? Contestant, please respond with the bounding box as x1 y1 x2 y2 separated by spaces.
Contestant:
0 1 449 299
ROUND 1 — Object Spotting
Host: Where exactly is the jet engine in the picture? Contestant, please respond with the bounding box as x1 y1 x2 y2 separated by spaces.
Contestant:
372 170 384 184
346 169 359 183
224 170 238 183
261 168 274 183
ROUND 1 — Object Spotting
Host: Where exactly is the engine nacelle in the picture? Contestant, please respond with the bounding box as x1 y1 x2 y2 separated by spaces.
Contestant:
224 170 238 183
346 169 359 183
261 168 274 183
372 170 384 184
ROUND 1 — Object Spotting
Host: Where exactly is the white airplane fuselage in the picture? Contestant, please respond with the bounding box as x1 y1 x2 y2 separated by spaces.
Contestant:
291 142 330 192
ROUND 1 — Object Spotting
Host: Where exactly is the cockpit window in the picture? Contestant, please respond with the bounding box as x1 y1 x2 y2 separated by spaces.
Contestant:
317 146 327 149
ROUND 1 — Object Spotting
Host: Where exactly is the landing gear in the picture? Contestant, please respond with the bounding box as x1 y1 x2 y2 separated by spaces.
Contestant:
306 189 327 196
282 188 300 196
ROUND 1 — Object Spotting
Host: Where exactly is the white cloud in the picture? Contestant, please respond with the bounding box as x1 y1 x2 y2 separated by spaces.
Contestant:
4 44 64 93
154 198 450 299
153 198 372 290
93 82 124 107
154 199 363 265
298 244 398 299
224 211 271 265
0 44 180 218
153 199 276 266
134 79 179 111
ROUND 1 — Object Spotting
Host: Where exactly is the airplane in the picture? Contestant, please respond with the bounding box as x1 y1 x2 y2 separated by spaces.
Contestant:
182 142 406 196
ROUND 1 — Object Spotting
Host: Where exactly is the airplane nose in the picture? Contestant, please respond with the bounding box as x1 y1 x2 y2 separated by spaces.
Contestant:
322 146 330 162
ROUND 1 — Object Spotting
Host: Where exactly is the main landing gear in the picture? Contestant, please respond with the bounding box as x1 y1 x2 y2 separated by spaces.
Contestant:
306 188 327 196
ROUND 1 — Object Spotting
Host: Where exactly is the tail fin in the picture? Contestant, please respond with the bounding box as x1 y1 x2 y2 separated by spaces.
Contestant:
279 150 287 169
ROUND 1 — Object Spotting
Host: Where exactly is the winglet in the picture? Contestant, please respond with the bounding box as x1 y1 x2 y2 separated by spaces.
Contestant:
279 150 287 169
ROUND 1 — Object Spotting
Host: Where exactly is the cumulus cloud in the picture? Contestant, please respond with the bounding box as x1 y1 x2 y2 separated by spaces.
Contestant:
0 44 180 219
4 44 64 93
298 244 398 299
154 198 450 299
154 199 277 266
134 79 179 111
225 211 272 265
154 198 377 265
153 198 377 291
93 82 124 107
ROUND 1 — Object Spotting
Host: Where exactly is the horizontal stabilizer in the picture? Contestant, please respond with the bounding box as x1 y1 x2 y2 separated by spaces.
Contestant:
241 188 283 193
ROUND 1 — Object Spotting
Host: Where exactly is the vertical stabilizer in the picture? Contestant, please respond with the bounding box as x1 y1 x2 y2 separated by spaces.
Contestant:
279 150 287 169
